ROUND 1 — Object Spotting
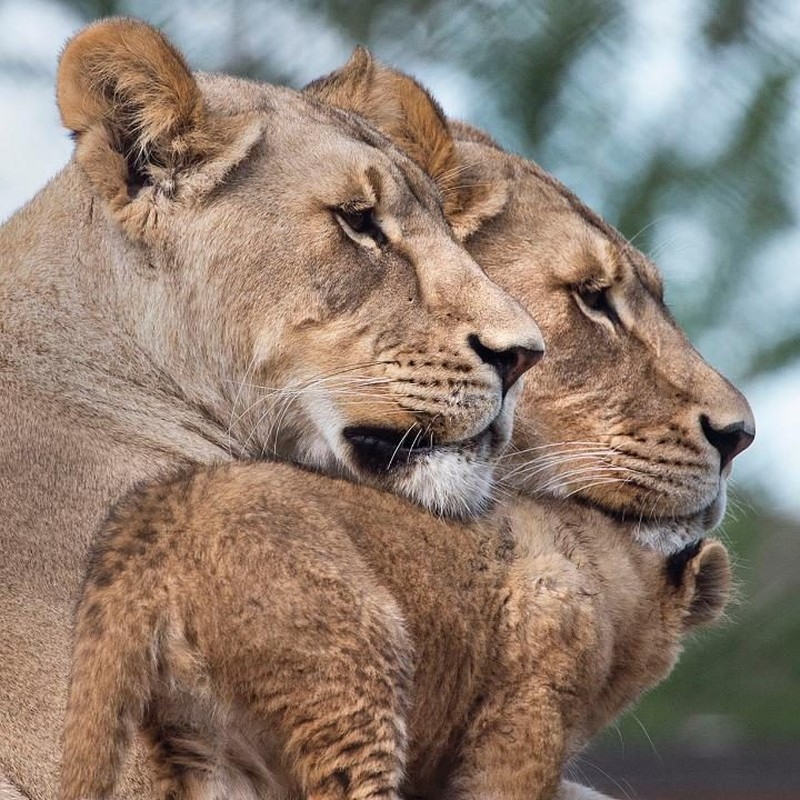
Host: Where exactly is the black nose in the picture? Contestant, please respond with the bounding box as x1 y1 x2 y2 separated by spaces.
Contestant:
700 415 755 472
468 334 544 394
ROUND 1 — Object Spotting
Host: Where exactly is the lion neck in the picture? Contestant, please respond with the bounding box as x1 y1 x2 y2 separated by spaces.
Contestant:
0 163 237 460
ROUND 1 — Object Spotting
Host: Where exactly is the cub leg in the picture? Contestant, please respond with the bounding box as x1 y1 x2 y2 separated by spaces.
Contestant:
196 552 416 800
143 657 411 800
62 549 412 800
161 581 414 800
62 586 412 800
242 617 413 800
445 686 566 800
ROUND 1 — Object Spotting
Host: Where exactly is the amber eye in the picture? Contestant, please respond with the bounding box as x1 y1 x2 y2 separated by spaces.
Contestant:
336 207 388 247
574 283 621 326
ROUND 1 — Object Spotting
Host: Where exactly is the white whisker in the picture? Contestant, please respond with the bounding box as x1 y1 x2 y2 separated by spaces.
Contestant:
386 424 418 471
562 477 633 499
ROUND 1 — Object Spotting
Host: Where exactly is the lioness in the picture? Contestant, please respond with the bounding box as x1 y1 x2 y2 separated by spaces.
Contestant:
307 51 756 551
60 462 731 800
0 19 542 798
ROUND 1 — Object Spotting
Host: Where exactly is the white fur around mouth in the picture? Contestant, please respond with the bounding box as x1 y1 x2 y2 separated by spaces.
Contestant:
634 484 728 554
394 448 496 519
296 392 506 518
341 424 499 518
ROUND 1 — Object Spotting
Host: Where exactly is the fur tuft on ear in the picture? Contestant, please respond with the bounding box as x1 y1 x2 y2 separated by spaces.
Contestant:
445 139 511 240
56 18 264 236
58 19 208 178
306 50 508 239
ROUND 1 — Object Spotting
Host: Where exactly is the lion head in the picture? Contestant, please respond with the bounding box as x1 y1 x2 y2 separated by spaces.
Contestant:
309 53 755 549
54 20 543 516
456 139 755 548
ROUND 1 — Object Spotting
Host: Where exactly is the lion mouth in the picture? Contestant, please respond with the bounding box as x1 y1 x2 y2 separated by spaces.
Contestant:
343 422 501 474
339 423 501 518
675 486 727 532
343 425 436 472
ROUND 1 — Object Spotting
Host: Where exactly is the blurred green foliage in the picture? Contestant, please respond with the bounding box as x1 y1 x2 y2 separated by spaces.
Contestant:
27 0 800 750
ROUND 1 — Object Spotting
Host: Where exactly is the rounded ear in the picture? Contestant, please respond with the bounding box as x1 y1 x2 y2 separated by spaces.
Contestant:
57 18 263 237
305 50 509 239
305 47 455 188
684 539 732 629
447 140 511 240
58 18 204 170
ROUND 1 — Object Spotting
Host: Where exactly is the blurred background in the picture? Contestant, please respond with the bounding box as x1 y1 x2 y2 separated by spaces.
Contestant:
1 0 798 797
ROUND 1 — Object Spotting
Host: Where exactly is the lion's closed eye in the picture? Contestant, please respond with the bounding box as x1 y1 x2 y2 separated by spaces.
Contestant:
336 206 388 248
572 282 621 328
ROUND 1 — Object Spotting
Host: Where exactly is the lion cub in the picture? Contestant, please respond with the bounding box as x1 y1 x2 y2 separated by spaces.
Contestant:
61 462 730 800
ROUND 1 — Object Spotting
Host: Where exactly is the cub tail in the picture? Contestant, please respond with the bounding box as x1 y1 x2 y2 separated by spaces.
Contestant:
59 564 161 800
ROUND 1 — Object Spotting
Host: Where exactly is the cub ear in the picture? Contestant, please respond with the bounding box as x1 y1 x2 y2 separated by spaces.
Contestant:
57 18 263 238
305 49 508 239
669 539 732 629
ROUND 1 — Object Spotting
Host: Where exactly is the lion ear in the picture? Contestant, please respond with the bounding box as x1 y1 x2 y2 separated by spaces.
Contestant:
57 18 263 238
446 139 511 240
305 50 507 239
305 47 455 191
679 540 732 629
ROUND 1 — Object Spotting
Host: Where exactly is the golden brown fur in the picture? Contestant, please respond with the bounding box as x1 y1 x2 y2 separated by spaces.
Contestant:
0 21 545 798
457 137 755 547
3 35 754 800
61 462 731 800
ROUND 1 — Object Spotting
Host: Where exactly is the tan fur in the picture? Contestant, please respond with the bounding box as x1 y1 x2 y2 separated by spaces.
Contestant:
311 57 755 551
61 462 730 800
51 19 542 518
0 21 547 799
0 779 28 800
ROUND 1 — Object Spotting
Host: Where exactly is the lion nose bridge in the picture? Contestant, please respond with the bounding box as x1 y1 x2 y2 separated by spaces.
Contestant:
657 324 755 472
438 254 545 392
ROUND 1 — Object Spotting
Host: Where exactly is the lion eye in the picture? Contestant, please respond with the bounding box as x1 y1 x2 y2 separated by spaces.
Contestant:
574 284 621 326
336 207 388 247
581 286 606 311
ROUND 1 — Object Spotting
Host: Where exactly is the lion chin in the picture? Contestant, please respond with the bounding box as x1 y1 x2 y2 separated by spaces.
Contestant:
634 483 728 553
296 401 514 518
